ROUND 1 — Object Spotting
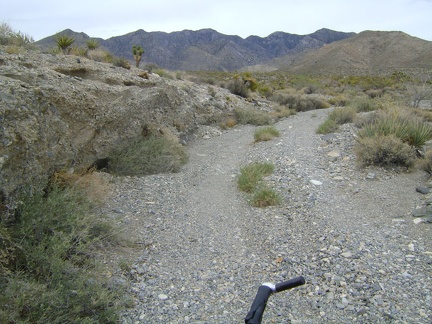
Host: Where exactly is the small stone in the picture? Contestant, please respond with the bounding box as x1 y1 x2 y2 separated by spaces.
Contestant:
341 251 352 258
413 206 427 217
310 179 323 186
158 294 169 300
366 172 376 180
416 186 430 194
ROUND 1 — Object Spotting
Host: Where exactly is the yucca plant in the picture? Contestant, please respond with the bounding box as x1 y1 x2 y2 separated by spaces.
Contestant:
55 35 75 54
86 39 99 51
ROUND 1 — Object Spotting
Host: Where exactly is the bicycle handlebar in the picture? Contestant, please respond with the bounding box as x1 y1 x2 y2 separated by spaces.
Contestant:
244 276 305 324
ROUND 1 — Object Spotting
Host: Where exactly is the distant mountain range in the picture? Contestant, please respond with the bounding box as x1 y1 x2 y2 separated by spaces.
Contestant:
36 28 432 73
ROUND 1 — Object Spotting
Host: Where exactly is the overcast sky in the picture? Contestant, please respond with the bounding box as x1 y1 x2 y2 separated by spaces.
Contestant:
2 0 432 41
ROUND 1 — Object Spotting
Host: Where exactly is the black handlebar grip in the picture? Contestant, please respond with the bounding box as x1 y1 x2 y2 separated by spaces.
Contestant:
275 276 305 292
244 285 273 324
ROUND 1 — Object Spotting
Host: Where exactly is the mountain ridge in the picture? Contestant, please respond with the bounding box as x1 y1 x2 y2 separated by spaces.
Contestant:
35 28 432 72
35 28 355 71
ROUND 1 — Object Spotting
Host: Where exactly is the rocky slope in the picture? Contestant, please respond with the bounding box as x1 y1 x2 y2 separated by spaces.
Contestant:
0 46 269 197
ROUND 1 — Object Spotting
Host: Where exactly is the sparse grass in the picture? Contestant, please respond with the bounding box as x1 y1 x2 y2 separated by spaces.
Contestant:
316 118 339 134
109 133 188 176
238 162 274 193
254 126 280 142
237 162 280 207
0 181 127 323
316 107 357 134
251 186 281 207
235 108 272 126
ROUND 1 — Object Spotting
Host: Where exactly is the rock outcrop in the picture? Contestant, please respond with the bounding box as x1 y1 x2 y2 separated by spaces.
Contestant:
0 47 267 196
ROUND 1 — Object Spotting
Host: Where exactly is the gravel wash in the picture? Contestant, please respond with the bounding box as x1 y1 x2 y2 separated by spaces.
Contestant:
99 108 431 323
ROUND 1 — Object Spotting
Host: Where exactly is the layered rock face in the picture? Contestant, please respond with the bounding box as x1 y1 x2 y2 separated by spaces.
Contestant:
0 48 261 196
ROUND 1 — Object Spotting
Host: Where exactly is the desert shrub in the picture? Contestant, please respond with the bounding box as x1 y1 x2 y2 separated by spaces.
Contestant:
0 23 33 46
235 108 272 126
365 89 383 98
328 106 357 124
0 184 126 323
406 82 432 108
254 126 280 142
328 94 349 106
109 133 188 176
69 46 87 57
227 78 249 98
417 150 432 176
271 93 329 112
242 72 259 92
316 118 339 134
349 96 378 112
251 186 281 207
87 49 113 63
355 134 415 167
357 109 432 148
257 85 273 98
238 162 274 193
113 57 131 69
271 105 296 119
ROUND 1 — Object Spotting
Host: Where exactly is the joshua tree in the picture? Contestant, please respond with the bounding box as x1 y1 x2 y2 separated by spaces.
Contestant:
132 45 144 68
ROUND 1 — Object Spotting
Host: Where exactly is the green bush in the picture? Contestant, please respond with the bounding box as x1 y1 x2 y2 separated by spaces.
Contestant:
235 108 272 126
355 134 415 167
0 186 126 323
238 162 274 193
254 126 280 142
109 133 188 176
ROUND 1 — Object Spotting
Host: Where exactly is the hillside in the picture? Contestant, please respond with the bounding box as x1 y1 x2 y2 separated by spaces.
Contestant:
277 31 432 74
35 28 354 71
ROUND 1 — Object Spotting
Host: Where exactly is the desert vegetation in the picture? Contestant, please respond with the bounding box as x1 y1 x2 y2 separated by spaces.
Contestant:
237 162 281 207
0 171 131 323
2 23 432 321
